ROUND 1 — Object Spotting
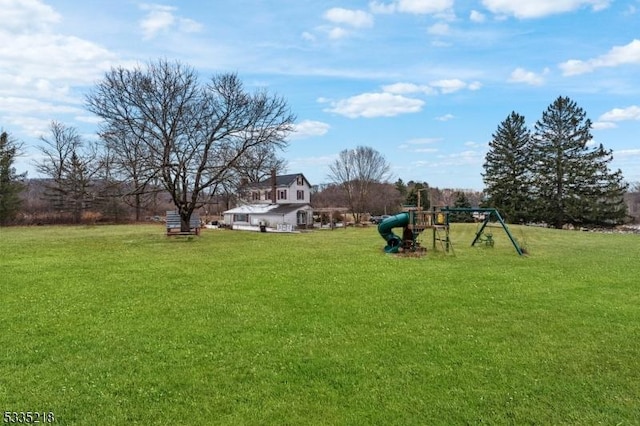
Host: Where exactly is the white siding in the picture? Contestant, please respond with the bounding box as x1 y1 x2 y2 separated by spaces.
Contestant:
286 175 311 204
243 174 312 205
224 204 313 230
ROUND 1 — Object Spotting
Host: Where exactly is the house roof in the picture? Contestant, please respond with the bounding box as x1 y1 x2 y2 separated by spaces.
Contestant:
250 173 309 189
224 203 312 215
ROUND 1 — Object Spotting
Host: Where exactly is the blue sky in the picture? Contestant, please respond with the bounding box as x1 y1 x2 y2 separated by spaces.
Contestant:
2 0 639 190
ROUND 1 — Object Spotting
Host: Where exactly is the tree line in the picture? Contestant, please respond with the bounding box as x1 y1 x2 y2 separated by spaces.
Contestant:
0 60 635 228
316 145 483 223
316 97 631 227
0 59 294 229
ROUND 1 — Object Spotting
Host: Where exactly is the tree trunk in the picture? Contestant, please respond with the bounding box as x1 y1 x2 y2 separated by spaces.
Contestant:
180 210 191 233
135 193 141 222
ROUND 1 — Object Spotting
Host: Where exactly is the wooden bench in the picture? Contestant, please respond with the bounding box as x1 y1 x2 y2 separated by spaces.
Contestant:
166 211 201 236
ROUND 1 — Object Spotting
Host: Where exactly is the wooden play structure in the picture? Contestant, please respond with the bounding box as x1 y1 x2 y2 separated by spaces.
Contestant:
377 206 523 256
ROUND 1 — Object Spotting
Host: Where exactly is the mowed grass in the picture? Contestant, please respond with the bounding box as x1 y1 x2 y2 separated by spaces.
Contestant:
1 223 639 424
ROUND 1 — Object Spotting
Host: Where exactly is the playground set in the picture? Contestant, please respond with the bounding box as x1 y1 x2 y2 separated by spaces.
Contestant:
377 207 524 256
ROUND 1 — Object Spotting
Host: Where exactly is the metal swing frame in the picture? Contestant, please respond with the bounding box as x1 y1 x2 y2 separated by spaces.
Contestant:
440 207 524 256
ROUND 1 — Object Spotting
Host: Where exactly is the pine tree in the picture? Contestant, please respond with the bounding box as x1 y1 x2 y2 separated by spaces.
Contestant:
65 151 94 224
394 178 407 197
450 191 473 222
0 131 26 225
482 111 532 223
405 182 430 210
530 96 627 228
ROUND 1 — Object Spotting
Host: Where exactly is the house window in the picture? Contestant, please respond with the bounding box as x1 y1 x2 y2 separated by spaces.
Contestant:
296 175 304 185
297 211 307 224
265 191 272 201
277 189 287 200
297 190 305 200
233 213 248 222
252 191 260 201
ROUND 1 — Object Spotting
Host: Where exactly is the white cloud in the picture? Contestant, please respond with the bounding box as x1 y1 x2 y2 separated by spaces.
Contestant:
328 27 350 40
464 141 484 148
75 114 103 125
468 81 483 91
436 113 455 121
287 155 336 174
614 148 640 159
382 82 436 95
140 5 175 39
560 39 640 76
558 60 592 76
407 137 442 144
2 0 61 33
324 8 374 28
291 120 331 139
470 10 486 22
301 31 316 42
0 96 80 115
369 0 453 15
0 1 121 105
0 0 133 148
326 92 425 118
591 121 617 130
369 1 396 14
428 23 450 36
508 67 547 85
383 80 480 96
139 4 203 40
481 0 611 19
397 0 453 14
1 114 56 138
430 150 484 167
179 18 204 34
598 105 640 122
399 138 440 152
430 79 467 94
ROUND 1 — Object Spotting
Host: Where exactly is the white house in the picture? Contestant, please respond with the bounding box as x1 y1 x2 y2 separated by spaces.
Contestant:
223 173 314 231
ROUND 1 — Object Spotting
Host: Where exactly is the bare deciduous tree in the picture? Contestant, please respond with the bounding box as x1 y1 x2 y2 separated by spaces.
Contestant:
233 144 287 184
328 146 391 223
86 59 295 232
99 125 159 221
36 121 101 223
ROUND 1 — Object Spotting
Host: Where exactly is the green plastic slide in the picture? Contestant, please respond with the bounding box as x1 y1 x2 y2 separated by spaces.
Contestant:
377 212 409 253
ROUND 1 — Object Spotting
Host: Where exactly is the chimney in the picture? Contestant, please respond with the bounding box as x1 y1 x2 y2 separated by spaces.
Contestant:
271 169 277 204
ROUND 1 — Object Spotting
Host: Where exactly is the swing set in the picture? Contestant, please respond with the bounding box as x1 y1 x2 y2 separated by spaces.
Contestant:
440 207 524 256
377 206 524 256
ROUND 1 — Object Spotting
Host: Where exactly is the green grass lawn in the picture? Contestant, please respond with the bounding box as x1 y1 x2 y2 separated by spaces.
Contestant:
1 223 639 424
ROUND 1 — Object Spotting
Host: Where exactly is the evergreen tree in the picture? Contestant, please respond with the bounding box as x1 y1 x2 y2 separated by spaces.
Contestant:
530 96 627 227
405 182 430 210
482 111 531 223
394 178 407 197
65 151 95 224
450 191 473 222
0 131 26 225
